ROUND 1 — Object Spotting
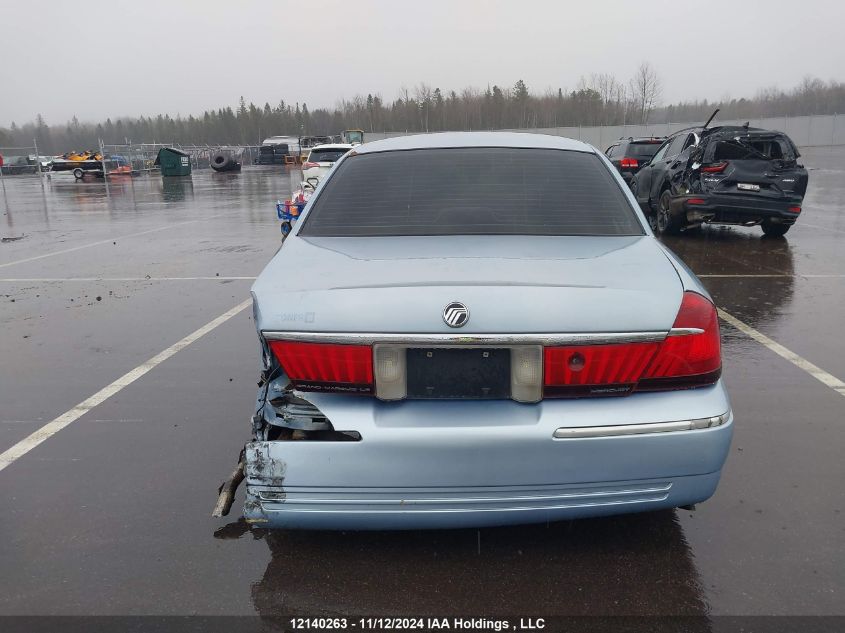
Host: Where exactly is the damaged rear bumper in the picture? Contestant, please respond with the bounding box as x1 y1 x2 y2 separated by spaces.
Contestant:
670 193 802 225
244 472 724 530
242 382 733 530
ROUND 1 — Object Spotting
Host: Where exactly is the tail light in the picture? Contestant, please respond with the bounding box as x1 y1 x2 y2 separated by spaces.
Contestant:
268 293 720 400
544 342 659 397
638 291 721 390
687 198 706 205
303 161 319 168
544 291 721 397
268 341 373 394
701 162 728 173
620 157 639 169
788 206 801 213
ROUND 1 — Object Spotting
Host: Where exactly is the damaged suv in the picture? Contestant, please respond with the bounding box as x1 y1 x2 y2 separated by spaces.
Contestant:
631 121 808 236
238 132 733 530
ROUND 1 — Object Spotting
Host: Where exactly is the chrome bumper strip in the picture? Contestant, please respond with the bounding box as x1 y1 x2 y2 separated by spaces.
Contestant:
553 412 730 439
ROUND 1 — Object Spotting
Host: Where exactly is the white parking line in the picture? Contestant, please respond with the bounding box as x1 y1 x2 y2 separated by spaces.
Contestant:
0 298 252 473
799 222 845 235
0 220 201 270
719 309 845 398
0 277 257 282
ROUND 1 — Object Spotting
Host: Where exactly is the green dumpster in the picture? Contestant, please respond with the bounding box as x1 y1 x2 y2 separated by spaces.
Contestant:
154 147 192 177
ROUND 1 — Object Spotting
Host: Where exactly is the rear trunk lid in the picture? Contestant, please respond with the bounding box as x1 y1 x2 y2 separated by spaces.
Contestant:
252 235 684 334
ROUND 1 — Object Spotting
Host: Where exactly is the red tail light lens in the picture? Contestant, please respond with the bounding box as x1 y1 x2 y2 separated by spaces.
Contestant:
544 291 721 397
620 157 639 169
639 292 721 390
788 206 801 213
269 341 373 394
544 342 659 397
269 293 720 400
303 161 319 168
701 162 728 173
687 198 706 205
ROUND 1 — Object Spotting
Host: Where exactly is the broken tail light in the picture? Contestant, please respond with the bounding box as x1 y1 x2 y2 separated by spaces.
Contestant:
269 341 374 394
701 162 728 173
620 157 639 169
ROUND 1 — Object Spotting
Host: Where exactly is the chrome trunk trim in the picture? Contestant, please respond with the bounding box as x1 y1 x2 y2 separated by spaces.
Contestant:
263 331 668 346
668 327 705 336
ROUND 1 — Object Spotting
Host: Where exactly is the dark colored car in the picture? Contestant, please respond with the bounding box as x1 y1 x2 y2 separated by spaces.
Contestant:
0 155 39 175
605 137 665 184
631 124 808 237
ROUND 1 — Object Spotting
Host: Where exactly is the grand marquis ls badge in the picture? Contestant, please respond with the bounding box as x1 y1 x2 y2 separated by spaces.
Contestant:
442 302 470 328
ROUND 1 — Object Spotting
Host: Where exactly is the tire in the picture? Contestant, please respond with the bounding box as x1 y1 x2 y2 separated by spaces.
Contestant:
281 221 292 237
72 168 84 180
655 190 681 235
211 152 233 172
761 220 791 237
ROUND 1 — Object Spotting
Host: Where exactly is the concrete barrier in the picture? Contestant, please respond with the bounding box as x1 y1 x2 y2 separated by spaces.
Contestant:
364 113 844 150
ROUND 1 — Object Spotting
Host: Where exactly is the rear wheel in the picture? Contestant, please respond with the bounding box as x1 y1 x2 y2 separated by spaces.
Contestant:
761 220 791 237
655 190 681 235
72 168 84 180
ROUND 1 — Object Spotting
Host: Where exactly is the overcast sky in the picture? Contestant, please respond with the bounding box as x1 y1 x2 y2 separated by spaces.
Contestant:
2 0 843 126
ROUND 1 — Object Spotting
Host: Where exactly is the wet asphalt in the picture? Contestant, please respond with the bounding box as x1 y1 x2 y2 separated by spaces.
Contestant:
0 149 843 619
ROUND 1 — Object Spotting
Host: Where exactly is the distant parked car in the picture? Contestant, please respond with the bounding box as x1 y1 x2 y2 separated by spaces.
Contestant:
298 135 335 162
0 155 44 175
631 122 808 237
605 137 665 185
243 132 733 530
301 144 353 185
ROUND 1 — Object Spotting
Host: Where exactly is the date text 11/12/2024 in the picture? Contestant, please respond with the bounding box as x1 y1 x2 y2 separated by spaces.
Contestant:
288 617 546 631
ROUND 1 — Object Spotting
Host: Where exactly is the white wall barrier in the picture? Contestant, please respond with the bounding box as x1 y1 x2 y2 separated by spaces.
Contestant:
364 113 844 149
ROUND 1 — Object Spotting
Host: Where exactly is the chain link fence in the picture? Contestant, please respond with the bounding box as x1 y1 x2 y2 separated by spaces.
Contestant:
98 143 263 173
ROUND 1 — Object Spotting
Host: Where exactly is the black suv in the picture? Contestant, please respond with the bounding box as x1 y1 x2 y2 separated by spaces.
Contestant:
630 121 808 237
605 137 665 185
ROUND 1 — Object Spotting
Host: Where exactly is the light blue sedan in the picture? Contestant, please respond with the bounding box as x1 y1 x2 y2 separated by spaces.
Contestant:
245 132 732 530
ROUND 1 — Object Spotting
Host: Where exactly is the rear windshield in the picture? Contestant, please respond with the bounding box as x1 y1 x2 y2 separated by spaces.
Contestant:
308 148 348 163
627 142 662 158
300 148 643 237
709 135 796 162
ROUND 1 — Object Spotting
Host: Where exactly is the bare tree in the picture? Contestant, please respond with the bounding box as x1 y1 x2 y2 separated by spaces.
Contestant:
629 62 662 124
414 83 433 132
